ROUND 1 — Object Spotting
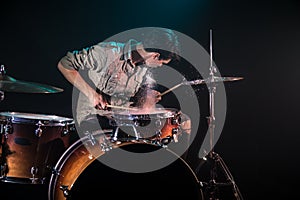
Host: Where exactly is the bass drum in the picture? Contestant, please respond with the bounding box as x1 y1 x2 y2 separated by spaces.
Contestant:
48 130 203 200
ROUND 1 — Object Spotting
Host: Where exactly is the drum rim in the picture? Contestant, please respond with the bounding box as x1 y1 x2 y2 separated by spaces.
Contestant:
111 107 180 120
0 111 74 125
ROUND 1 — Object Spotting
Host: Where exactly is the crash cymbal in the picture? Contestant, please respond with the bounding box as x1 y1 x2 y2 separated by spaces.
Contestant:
0 74 64 93
186 76 244 85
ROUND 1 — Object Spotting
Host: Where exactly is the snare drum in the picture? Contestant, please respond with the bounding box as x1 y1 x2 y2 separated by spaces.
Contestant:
109 108 182 146
0 112 75 184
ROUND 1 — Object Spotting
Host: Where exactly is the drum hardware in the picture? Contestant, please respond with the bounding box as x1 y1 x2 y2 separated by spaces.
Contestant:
29 166 42 184
171 128 179 142
1 120 13 135
5 123 13 135
84 130 113 152
159 135 174 146
100 141 113 152
62 129 70 137
153 127 179 146
85 131 97 146
62 124 76 137
0 163 8 178
35 121 44 137
59 185 71 198
0 91 4 101
0 116 13 135
34 121 74 138
152 130 169 146
50 167 61 176
195 29 244 200
171 115 181 125
111 124 141 144
109 114 143 143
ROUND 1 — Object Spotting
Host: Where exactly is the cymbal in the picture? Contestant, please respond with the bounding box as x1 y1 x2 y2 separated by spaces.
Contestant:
0 74 64 93
185 76 244 85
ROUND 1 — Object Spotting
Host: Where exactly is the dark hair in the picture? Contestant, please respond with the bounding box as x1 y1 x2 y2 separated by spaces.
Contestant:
141 28 181 61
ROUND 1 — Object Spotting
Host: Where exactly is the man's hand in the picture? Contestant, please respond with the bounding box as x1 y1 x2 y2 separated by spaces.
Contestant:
90 91 108 110
139 89 161 110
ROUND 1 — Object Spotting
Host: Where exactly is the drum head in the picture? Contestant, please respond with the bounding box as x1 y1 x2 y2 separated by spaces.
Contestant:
67 143 202 200
111 107 180 120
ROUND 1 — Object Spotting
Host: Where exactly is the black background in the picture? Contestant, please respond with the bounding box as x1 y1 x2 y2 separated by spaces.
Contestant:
1 0 300 199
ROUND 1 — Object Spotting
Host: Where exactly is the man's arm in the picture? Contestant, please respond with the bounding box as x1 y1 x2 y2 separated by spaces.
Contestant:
58 61 107 109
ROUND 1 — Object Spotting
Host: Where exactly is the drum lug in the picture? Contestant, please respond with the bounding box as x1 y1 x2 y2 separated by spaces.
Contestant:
111 127 120 143
149 130 161 145
172 128 179 143
85 131 98 146
35 127 43 137
171 116 181 125
61 123 75 137
172 128 179 135
50 167 61 176
0 163 8 178
30 166 40 184
35 121 44 137
160 137 172 146
100 142 113 152
85 131 113 152
155 130 162 137
62 125 70 136
59 185 71 198
62 129 69 136
4 124 13 135
2 118 13 135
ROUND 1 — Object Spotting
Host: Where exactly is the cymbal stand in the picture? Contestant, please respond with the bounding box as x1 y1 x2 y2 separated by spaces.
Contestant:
0 65 7 179
197 29 244 200
0 65 6 101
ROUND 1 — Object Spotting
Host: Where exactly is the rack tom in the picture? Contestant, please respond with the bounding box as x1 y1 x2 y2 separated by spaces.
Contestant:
0 112 75 184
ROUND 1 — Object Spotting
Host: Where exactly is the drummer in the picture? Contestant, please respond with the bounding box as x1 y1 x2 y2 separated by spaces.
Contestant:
57 28 181 133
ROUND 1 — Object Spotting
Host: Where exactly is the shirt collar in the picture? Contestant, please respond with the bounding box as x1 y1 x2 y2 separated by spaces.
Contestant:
121 39 144 66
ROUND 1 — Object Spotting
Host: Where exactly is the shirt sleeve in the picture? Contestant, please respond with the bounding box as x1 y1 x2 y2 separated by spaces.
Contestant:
59 44 108 71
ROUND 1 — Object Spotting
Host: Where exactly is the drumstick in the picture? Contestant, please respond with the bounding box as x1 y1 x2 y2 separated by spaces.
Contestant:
106 104 138 111
159 82 184 96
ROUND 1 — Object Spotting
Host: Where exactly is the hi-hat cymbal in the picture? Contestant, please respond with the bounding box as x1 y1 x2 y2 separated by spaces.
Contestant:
0 74 64 93
186 76 244 85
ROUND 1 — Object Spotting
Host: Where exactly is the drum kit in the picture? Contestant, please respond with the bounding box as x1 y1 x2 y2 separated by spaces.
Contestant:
0 64 76 185
0 30 244 200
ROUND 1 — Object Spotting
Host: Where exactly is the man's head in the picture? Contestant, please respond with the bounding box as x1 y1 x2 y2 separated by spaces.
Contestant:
141 28 181 64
